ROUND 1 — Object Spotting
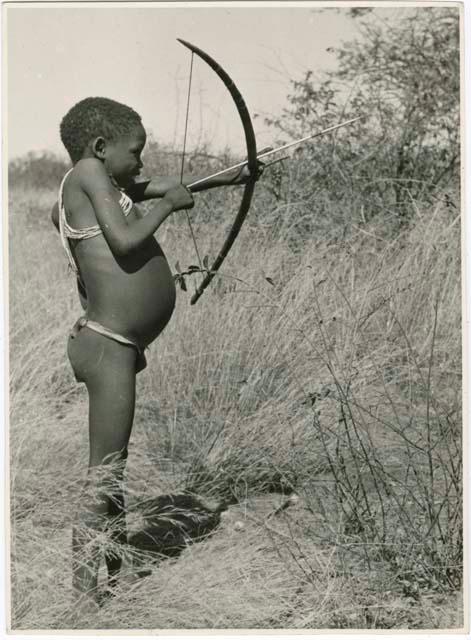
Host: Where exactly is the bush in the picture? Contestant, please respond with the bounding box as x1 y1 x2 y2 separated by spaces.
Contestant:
8 151 69 191
263 7 460 222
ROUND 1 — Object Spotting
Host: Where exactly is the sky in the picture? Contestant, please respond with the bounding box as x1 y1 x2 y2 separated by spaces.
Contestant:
5 3 360 160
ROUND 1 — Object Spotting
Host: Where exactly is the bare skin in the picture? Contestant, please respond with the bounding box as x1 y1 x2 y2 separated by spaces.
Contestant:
52 123 258 607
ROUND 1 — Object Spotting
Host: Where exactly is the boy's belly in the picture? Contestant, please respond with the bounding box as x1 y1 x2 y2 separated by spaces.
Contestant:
75 237 177 347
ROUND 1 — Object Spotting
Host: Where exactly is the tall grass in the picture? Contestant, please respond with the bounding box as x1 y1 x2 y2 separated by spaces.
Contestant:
8 177 462 630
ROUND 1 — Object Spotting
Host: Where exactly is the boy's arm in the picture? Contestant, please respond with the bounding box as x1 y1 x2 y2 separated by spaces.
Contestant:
79 159 193 256
126 165 254 202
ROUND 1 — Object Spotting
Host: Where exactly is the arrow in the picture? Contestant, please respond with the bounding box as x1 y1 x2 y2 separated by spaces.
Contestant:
187 116 364 189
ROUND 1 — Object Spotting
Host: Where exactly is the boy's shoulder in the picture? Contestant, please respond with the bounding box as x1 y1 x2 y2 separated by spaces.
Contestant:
69 158 110 191
73 157 106 178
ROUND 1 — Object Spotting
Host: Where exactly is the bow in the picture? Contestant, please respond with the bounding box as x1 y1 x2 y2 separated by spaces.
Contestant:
177 38 258 305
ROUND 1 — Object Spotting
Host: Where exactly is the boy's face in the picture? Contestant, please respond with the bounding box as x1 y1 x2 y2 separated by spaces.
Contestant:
104 124 147 188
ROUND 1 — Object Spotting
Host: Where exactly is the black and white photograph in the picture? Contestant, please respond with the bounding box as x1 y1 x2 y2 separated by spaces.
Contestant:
4 1 466 632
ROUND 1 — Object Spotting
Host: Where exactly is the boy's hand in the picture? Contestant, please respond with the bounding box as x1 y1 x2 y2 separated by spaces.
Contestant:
229 160 265 186
163 185 195 211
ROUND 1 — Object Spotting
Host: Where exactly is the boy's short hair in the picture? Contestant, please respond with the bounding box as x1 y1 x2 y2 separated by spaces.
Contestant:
60 97 142 163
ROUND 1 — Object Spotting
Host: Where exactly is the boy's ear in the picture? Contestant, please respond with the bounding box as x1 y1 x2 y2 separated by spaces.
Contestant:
92 137 107 159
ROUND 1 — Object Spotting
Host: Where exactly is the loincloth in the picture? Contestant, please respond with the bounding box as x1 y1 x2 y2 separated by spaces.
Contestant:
70 316 147 372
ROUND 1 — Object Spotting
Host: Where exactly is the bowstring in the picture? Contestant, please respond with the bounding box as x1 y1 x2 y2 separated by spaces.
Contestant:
180 51 204 277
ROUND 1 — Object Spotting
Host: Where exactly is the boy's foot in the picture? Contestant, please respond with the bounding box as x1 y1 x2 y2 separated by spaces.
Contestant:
67 593 100 627
101 564 152 604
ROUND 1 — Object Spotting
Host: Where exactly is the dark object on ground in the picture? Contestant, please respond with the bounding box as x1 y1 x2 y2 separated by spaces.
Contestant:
128 493 227 558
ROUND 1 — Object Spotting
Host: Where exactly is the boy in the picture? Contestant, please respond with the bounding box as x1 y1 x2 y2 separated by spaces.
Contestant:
51 97 259 610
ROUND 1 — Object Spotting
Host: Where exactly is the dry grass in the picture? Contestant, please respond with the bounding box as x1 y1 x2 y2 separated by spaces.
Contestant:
8 183 463 630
